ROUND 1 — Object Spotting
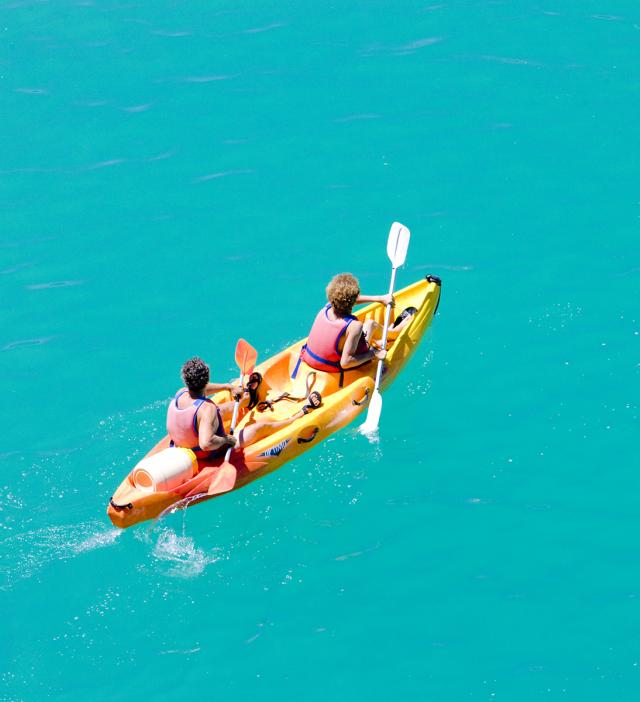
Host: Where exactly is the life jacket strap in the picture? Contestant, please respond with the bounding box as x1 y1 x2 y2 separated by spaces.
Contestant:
292 345 344 387
291 344 306 380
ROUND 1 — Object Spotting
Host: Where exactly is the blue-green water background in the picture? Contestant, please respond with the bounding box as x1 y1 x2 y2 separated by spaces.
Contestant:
2 1 639 700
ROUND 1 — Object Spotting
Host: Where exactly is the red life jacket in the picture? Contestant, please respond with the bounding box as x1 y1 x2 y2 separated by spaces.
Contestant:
166 391 226 459
296 305 369 384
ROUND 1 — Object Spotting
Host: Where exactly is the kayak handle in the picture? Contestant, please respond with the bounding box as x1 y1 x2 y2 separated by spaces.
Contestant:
110 497 133 511
426 274 442 314
297 427 319 444
352 388 370 407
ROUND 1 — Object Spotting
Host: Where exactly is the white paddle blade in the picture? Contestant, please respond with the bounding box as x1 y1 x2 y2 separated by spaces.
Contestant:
359 389 383 435
386 222 411 268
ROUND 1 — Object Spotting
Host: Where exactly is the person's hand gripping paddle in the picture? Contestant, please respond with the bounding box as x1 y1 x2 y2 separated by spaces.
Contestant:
359 222 411 436
207 338 258 495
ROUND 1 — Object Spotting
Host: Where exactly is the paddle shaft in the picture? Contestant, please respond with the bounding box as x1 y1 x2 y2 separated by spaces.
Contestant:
222 338 257 462
224 374 242 461
372 266 399 391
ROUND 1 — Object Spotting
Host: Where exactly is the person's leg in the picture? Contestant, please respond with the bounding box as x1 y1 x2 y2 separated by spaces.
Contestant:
363 318 381 339
237 415 297 447
217 397 248 422
236 393 321 447
363 317 401 346
362 307 417 343
362 318 385 348
390 310 416 334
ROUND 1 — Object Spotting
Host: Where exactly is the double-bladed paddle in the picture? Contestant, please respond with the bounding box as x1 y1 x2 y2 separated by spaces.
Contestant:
359 222 411 436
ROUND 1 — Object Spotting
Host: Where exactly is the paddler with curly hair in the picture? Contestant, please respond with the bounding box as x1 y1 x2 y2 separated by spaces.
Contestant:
168 357 319 459
297 273 412 385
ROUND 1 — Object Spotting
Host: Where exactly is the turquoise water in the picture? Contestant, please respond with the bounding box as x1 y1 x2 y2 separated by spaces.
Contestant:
2 0 639 699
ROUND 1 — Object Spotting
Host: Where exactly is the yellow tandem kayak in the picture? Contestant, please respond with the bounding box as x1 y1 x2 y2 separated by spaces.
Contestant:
107 275 441 528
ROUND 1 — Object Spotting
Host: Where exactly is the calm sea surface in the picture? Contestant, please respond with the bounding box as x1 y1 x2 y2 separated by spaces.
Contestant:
1 1 639 700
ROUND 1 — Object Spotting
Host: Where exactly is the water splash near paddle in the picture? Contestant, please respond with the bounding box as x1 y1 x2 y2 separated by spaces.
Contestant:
157 492 208 520
361 426 380 444
151 527 222 579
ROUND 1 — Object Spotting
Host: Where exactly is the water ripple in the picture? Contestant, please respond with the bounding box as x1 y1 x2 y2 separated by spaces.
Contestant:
362 36 443 56
151 29 193 37
400 36 444 50
590 14 622 22
121 103 152 113
412 263 473 272
1 262 33 275
84 158 127 170
144 151 176 162
241 22 285 34
74 99 111 107
160 647 202 655
335 542 380 561
479 55 543 67
14 87 48 95
180 74 237 83
2 337 53 351
194 169 254 183
26 280 83 290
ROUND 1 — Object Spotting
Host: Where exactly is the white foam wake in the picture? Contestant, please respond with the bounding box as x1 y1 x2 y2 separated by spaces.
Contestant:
0 521 121 591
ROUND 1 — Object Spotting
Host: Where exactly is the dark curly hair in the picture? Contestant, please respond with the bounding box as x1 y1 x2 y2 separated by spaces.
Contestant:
181 357 210 394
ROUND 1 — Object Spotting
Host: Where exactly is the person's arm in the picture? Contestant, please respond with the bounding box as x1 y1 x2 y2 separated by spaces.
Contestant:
356 293 394 306
205 381 243 398
197 404 236 451
340 321 386 369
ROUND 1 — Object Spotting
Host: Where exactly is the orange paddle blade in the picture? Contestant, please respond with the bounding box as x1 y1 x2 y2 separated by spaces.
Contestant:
207 462 237 495
234 338 258 377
